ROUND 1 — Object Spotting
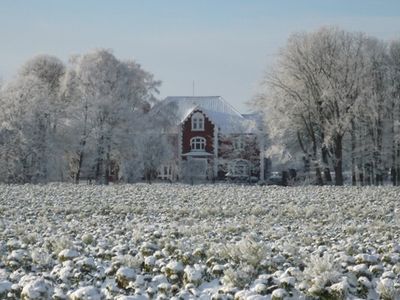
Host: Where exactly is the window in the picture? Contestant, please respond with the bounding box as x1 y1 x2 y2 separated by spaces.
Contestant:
158 164 174 180
191 112 204 131
233 136 245 150
230 159 250 176
190 137 206 151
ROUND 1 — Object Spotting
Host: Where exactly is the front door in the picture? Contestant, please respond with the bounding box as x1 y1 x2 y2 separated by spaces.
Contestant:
183 158 208 182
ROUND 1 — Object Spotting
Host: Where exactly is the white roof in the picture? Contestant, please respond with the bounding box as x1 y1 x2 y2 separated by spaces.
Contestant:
161 96 259 134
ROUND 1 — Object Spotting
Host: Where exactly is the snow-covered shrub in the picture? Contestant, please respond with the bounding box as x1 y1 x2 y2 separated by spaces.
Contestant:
183 264 204 286
377 278 400 300
31 248 53 269
222 264 256 289
21 277 53 300
165 260 184 278
69 286 102 300
303 253 341 297
215 238 269 270
81 233 95 245
116 267 136 289
116 254 143 270
271 288 287 300
58 249 79 261
45 237 74 256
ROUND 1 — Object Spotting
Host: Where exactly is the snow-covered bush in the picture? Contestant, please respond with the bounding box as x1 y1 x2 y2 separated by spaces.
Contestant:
303 253 341 297
217 238 269 269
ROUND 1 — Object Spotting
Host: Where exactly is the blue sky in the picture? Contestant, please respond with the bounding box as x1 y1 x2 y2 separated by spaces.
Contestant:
1 1 400 112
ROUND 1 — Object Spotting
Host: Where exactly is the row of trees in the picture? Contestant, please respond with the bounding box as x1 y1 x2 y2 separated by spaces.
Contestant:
254 27 400 186
0 49 176 184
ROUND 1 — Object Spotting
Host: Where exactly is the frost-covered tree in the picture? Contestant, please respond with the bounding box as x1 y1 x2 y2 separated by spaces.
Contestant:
140 132 173 183
118 101 178 183
0 50 173 184
63 49 161 184
254 27 398 186
0 55 66 183
387 41 400 185
350 38 390 185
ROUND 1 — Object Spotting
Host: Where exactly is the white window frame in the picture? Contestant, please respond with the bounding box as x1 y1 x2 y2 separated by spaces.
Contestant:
233 136 245 150
158 164 174 180
230 159 250 177
191 112 205 131
190 136 206 151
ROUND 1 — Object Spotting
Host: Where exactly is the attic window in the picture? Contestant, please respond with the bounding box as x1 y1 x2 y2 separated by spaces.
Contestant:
191 112 204 131
190 137 206 151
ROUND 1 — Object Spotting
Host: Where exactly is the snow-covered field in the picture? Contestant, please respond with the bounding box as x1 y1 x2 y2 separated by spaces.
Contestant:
1 183 400 299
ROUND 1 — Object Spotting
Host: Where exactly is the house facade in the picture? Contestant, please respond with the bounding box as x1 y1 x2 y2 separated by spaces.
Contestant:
156 96 268 182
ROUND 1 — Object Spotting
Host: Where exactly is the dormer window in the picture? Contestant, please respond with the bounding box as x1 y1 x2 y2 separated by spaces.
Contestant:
191 112 204 131
190 137 206 151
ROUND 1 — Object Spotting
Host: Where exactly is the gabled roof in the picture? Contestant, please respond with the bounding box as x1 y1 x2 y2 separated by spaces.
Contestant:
163 96 242 119
161 96 259 134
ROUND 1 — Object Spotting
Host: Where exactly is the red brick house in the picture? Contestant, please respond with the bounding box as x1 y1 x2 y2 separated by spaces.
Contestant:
156 96 268 182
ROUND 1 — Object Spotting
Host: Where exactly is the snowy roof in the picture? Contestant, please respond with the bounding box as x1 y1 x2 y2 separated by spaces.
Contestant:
242 113 265 130
161 96 259 134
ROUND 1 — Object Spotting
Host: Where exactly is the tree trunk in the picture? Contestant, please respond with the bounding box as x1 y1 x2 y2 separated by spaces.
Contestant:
76 102 88 184
397 165 400 186
104 143 111 185
95 135 106 184
359 171 364 186
391 168 397 186
34 116 48 183
397 144 400 186
75 139 86 184
365 162 372 185
311 132 323 186
397 101 400 185
321 144 332 184
391 105 397 185
371 159 376 185
375 117 383 186
75 151 84 184
315 164 323 186
351 120 357 186
358 125 365 186
333 135 343 186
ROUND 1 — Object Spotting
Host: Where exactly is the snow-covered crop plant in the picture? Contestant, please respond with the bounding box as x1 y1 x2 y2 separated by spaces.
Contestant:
216 238 269 270
0 184 399 299
303 253 341 297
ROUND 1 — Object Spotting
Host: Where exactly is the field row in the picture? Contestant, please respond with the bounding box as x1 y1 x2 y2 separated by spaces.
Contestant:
0 184 400 299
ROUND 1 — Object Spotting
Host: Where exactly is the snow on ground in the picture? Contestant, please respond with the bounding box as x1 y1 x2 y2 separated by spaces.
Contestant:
0 183 400 299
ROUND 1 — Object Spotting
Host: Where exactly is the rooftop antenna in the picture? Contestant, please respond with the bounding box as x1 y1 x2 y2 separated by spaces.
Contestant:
192 80 195 96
